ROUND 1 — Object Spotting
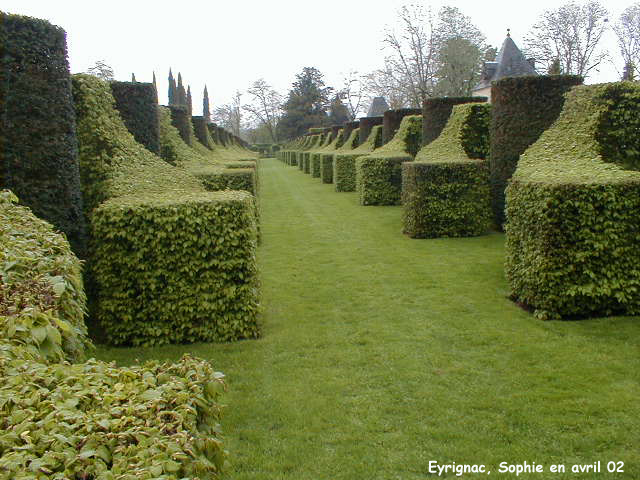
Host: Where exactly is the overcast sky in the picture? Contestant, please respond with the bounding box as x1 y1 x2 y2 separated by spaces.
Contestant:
4 0 634 117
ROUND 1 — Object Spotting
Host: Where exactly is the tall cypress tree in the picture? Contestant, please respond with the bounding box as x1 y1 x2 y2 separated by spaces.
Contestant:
168 69 177 105
203 85 211 123
186 85 192 116
177 73 186 106
152 71 158 102
131 73 136 82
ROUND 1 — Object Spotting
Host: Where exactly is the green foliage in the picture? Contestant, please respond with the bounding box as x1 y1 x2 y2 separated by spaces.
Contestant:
329 95 350 125
110 81 160 154
0 190 91 364
357 117 383 147
169 105 192 145
192 115 214 149
506 83 640 319
197 168 257 195
0 354 227 478
0 12 86 255
355 116 422 205
334 126 383 192
489 75 583 226
422 96 486 147
383 109 421 143
403 104 491 238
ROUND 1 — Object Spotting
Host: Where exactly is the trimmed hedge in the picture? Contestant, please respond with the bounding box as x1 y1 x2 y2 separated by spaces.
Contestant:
192 115 213 149
110 81 160 154
383 108 421 143
0 354 227 478
358 116 384 146
169 105 192 145
321 129 344 183
0 13 86 255
0 190 91 364
73 75 260 346
197 168 256 195
309 130 338 178
331 128 361 191
334 126 383 192
490 75 582 226
506 83 640 320
356 115 422 205
403 104 492 238
302 135 322 174
422 97 486 147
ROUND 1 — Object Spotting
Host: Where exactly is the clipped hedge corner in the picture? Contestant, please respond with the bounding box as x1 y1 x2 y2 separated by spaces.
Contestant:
334 126 383 192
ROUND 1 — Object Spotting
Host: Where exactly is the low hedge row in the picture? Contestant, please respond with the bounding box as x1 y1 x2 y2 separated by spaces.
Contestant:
506 83 640 319
330 128 361 191
0 13 86 255
402 103 492 238
110 81 160 154
334 126 383 192
309 130 341 178
321 129 344 183
355 115 422 205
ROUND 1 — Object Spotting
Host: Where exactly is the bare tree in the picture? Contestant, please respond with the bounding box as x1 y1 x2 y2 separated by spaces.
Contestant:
242 79 283 143
86 60 114 80
213 90 243 137
363 61 412 109
613 3 640 80
524 1 610 78
337 70 366 120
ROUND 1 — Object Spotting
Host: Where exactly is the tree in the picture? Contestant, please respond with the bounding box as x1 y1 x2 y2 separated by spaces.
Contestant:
242 79 283 143
86 60 114 80
433 36 483 96
203 85 211 123
177 73 187 107
338 70 365 120
613 3 640 80
213 91 243 136
168 69 177 106
278 67 332 140
524 1 609 78
363 61 412 109
186 85 192 116
328 94 350 125
548 58 563 74
623 61 636 81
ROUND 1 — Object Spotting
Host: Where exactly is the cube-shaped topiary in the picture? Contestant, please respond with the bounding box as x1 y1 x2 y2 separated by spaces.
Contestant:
334 126 383 192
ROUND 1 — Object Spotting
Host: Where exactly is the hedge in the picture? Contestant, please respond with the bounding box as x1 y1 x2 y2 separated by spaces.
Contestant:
0 190 91 364
402 104 492 238
192 115 214 149
341 121 359 144
334 126 383 192
490 75 582 227
0 13 86 255
110 81 160 154
302 135 322 174
321 129 344 183
169 105 192 145
355 115 422 205
506 83 640 320
422 97 486 147
357 116 384 146
309 130 339 178
383 108 421 143
73 75 260 346
330 128 361 191
0 354 227 478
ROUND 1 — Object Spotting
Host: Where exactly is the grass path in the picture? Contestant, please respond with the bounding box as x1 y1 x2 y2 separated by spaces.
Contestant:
97 158 639 479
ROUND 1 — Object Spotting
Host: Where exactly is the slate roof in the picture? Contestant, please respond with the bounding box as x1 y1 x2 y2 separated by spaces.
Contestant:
367 96 390 117
474 34 538 91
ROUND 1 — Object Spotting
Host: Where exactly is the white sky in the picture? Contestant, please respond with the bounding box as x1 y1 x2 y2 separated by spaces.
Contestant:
3 0 634 117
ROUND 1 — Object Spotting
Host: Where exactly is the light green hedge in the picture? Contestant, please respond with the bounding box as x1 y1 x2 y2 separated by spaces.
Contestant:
356 116 422 205
506 83 640 319
331 127 361 191
0 190 91 364
402 104 492 238
334 126 383 192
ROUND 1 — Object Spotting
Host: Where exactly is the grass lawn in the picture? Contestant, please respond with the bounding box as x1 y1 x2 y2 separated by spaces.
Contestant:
95 158 639 479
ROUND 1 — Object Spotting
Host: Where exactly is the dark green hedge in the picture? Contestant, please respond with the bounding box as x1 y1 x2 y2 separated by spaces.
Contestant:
506 83 640 319
334 126 383 192
169 105 192 145
403 104 491 237
422 96 486 147
358 116 383 146
0 190 91 364
207 123 221 145
383 108 421 143
490 75 582 226
110 81 160 154
332 128 362 191
0 13 86 255
192 115 213 149
356 116 422 204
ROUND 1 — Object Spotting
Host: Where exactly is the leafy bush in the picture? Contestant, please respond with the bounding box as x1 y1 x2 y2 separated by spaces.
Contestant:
192 115 214 149
0 13 86 255
0 190 91 364
110 81 160 154
320 129 344 183
402 103 492 238
169 105 192 145
490 75 582 226
334 126 383 192
422 97 486 147
506 83 640 319
0 354 227 478
357 116 383 147
309 130 340 178
383 108 421 143
356 116 422 205
302 135 322 174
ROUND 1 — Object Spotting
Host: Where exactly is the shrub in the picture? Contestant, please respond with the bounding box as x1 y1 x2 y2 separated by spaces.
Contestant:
0 354 227 478
302 135 322 174
0 190 91 364
110 81 160 154
169 105 193 145
330 128 361 191
505 83 640 319
196 168 256 195
403 104 492 238
310 130 340 178
422 97 486 147
356 115 422 205
321 129 344 183
192 115 214 149
490 75 582 226
334 126 383 192
357 116 384 146
383 108 421 143
0 13 86 255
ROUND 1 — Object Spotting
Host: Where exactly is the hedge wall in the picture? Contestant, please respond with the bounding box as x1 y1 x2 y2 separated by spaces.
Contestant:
73 75 260 346
422 96 486 147
490 75 582 226
358 116 384 146
169 105 192 145
0 13 86 255
383 108 421 144
506 83 640 320
310 130 337 178
110 81 160 154
192 115 213 149
403 104 492 238
302 135 322 174
334 126 383 192
0 190 91 364
321 129 344 183
331 128 361 191
356 115 422 205
342 121 359 144
0 354 227 478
